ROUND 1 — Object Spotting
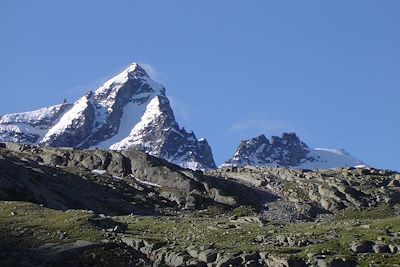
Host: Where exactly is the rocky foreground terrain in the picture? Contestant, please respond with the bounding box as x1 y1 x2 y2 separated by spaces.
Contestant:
0 143 399 266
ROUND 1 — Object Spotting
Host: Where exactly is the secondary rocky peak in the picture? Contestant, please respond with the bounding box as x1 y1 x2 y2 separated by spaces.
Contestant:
271 132 301 144
224 132 364 169
247 134 269 146
270 132 308 155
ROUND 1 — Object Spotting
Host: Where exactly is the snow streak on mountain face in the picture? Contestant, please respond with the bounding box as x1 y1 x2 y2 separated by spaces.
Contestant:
0 103 73 144
0 63 216 170
223 133 364 170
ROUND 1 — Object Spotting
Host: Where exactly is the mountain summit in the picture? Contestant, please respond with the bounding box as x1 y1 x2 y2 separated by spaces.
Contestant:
0 63 216 170
223 132 364 169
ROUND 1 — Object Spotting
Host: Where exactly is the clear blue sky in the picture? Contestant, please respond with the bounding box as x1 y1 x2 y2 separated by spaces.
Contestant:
1 1 399 170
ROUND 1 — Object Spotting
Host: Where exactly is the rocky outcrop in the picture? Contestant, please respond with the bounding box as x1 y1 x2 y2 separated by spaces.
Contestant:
0 143 265 214
121 237 312 267
210 165 400 221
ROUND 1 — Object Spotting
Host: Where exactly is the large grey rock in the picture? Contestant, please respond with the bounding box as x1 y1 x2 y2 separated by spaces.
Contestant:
216 255 243 267
264 255 307 267
198 249 218 263
373 244 391 253
351 242 373 253
389 244 398 254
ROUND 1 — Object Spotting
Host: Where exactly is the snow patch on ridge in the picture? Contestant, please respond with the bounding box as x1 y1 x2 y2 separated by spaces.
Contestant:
109 96 163 150
0 103 72 144
0 104 69 126
297 148 364 170
41 95 92 143
96 94 157 148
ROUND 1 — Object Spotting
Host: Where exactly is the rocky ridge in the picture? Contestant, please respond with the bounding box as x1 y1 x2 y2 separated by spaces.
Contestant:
0 142 266 214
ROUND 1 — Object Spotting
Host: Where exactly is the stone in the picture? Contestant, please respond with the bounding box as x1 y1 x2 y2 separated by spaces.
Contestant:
185 259 207 267
373 244 391 253
254 235 265 243
259 251 268 260
276 234 288 245
188 249 199 258
59 232 68 240
388 180 400 187
330 259 353 267
198 249 218 263
216 256 243 267
389 244 398 254
241 252 259 262
264 255 307 267
184 194 197 209
244 260 259 267
351 242 373 253
121 237 145 250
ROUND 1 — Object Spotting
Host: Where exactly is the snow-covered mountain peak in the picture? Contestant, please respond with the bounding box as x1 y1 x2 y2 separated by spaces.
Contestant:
100 63 146 87
95 63 164 101
0 63 216 170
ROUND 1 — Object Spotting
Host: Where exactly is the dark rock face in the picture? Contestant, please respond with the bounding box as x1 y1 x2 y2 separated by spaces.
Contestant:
0 63 216 170
111 95 216 169
226 133 310 167
41 93 96 148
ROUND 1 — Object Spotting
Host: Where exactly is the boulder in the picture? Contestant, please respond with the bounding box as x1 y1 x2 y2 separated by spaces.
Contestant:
198 249 218 263
350 242 373 253
388 180 400 187
241 252 259 262
389 244 398 254
264 255 307 267
373 244 391 253
216 256 243 267
316 258 354 267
